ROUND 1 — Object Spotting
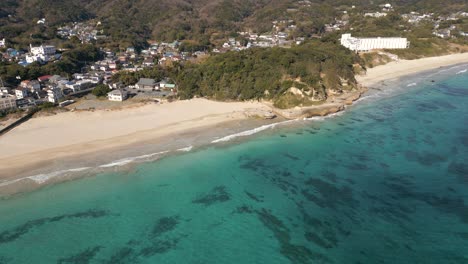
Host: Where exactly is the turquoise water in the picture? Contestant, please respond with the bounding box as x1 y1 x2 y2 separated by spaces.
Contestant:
0 67 467 264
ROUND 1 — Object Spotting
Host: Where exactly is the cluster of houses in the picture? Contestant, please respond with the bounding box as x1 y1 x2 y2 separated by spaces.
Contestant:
0 42 60 66
215 20 303 52
57 21 107 43
0 73 178 111
364 3 394 18
394 10 467 39
91 41 199 75
106 77 177 102
9 74 99 107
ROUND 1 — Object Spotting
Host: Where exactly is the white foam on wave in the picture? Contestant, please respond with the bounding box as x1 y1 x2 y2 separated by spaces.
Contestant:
211 120 295 143
407 82 417 87
0 167 92 187
99 150 169 168
177 146 193 152
456 69 467 75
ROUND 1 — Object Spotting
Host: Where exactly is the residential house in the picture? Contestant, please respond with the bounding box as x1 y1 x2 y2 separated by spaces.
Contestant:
27 44 56 63
0 38 5 48
37 75 53 83
49 75 67 84
46 86 64 103
0 94 16 111
15 87 29 99
136 78 157 90
0 87 11 96
159 79 176 90
108 89 128 101
143 58 155 67
21 80 41 93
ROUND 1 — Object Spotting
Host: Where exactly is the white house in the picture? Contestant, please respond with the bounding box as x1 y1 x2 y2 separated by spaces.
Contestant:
340 34 410 52
27 44 56 63
365 12 387 18
0 38 5 48
108 89 128 101
46 87 63 103
15 87 28 99
0 87 11 95
0 94 17 111
30 44 56 56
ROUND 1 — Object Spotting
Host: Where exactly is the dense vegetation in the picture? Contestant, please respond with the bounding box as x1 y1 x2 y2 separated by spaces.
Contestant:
1 0 466 49
112 40 360 108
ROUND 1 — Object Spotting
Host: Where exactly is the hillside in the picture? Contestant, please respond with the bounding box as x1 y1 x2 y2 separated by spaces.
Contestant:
1 0 466 49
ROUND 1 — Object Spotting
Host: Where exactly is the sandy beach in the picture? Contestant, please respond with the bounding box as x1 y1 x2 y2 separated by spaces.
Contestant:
0 52 467 195
356 53 468 86
0 99 275 180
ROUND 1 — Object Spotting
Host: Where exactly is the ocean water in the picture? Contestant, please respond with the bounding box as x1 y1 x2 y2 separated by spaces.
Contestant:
0 66 467 264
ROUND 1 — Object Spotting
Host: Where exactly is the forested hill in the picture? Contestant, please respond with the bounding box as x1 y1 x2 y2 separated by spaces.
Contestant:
1 0 466 49
108 40 360 108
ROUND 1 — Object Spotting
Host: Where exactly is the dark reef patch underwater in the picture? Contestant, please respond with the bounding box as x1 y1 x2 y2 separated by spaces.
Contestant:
0 67 467 263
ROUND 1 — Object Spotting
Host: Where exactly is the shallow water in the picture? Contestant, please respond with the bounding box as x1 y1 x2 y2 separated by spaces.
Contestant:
0 66 467 263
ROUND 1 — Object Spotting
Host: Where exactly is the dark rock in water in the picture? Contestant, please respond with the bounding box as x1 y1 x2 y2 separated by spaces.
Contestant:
57 246 103 264
283 153 300 161
255 209 332 264
302 178 358 209
405 244 414 251
321 171 337 182
192 186 230 206
152 216 180 237
0 209 110 245
239 158 267 172
280 134 287 138
345 163 368 171
424 195 468 224
139 239 179 257
304 232 334 249
106 247 137 264
0 256 11 264
448 162 468 184
405 151 447 166
245 191 263 202
233 205 254 214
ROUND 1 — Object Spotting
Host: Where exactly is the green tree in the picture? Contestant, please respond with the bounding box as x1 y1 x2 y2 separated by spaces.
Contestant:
92 84 110 97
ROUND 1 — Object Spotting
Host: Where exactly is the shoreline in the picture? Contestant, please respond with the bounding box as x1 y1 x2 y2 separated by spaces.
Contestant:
0 53 467 197
356 52 468 87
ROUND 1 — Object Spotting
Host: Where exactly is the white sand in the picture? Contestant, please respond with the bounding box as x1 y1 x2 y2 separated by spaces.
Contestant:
356 53 468 86
0 99 270 177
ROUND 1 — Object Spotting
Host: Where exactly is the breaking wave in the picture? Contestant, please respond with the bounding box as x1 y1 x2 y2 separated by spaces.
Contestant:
0 167 92 186
211 121 293 143
99 151 169 168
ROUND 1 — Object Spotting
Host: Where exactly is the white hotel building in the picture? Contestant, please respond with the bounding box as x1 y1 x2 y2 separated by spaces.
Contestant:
341 34 410 52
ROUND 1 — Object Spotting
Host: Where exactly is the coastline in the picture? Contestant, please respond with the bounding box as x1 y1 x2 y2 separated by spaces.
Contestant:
356 52 468 87
0 53 467 196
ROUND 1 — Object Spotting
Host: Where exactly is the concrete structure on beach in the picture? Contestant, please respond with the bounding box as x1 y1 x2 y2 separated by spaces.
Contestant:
341 34 410 52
